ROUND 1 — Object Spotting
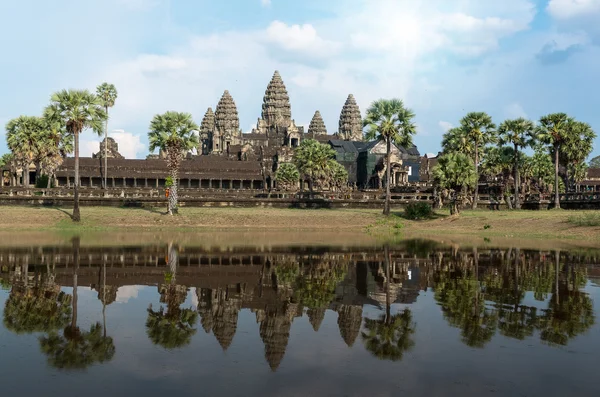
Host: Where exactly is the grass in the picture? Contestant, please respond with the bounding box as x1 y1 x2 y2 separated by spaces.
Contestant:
0 206 599 247
568 212 600 227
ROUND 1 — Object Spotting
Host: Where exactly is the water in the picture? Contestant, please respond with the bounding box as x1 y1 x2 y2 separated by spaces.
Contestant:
1 238 599 397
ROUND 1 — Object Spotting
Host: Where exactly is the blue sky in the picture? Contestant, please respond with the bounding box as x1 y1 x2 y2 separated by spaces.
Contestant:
1 0 599 159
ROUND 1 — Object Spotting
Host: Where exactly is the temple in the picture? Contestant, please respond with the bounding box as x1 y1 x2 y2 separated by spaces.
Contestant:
0 70 423 190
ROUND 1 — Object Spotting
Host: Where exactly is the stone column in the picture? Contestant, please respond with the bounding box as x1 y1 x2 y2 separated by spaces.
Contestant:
219 179 222 189
134 178 137 188
144 178 148 188
155 179 159 188
188 178 191 188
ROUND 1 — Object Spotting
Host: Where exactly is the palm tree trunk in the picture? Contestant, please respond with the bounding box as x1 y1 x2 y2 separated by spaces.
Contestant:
104 106 108 190
168 167 178 215
384 137 392 216
514 143 520 209
384 245 391 323
103 260 107 337
73 132 81 222
473 143 479 209
46 172 52 189
554 145 560 209
72 237 80 331
554 250 560 305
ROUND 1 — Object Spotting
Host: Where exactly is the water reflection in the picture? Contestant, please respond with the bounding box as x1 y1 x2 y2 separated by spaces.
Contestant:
0 240 598 375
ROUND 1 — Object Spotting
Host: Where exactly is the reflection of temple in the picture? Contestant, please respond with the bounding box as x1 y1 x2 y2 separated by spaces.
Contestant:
2 242 598 368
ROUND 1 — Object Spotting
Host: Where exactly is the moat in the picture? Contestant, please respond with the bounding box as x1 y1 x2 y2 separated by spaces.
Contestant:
1 238 599 397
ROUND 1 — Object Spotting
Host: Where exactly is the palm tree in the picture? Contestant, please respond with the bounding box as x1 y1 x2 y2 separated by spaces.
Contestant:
96 83 118 189
441 127 474 158
293 139 337 194
37 117 73 188
361 246 416 360
536 113 574 209
148 112 198 215
460 112 496 209
363 99 417 215
431 153 477 215
44 90 106 222
498 118 535 209
559 121 595 192
5 115 44 186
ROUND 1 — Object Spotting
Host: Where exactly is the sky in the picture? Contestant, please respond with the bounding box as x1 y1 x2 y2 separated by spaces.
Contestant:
0 0 599 159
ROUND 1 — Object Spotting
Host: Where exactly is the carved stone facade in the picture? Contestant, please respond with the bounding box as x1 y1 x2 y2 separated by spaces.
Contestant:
337 94 363 141
199 107 215 155
213 90 242 154
93 137 124 159
308 111 327 137
261 71 292 128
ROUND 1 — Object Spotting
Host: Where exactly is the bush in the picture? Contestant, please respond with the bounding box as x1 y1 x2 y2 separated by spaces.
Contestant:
404 202 434 220
568 213 600 227
35 175 53 188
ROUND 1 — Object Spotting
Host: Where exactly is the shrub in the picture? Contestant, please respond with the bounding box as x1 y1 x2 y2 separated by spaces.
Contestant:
568 213 600 227
35 175 52 188
404 202 434 220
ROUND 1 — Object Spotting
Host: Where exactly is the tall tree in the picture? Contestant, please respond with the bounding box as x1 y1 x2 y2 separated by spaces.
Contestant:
432 152 477 215
589 155 600 168
363 99 417 215
37 118 73 188
498 118 535 209
480 146 516 209
293 139 337 193
44 90 106 222
96 83 118 189
536 113 573 209
148 111 198 215
5 115 44 186
441 127 474 158
460 112 496 209
560 121 595 192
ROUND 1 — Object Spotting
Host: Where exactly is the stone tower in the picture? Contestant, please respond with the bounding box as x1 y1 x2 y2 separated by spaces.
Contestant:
308 111 327 137
338 94 363 141
261 70 292 128
213 90 241 154
199 107 215 155
93 137 124 159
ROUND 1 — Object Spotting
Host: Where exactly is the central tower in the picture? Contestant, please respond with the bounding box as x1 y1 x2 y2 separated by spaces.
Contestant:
261 70 292 128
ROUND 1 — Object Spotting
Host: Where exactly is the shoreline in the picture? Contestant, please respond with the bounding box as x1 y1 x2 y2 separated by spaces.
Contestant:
0 206 598 249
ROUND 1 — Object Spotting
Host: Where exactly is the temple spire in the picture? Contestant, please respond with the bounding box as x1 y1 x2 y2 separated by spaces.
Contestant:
261 70 292 128
338 94 363 141
199 107 215 154
308 110 327 137
215 90 240 136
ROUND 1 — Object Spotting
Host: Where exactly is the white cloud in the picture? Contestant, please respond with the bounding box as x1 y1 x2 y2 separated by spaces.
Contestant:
81 129 146 159
504 103 529 119
116 285 142 303
265 21 342 57
547 0 600 19
260 0 271 7
438 121 453 132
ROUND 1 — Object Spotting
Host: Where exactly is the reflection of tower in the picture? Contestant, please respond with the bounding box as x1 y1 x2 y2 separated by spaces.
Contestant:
307 307 326 332
337 304 363 347
257 302 296 371
196 287 241 350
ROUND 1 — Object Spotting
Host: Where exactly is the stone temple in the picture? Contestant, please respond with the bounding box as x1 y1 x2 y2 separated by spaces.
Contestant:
1 70 424 190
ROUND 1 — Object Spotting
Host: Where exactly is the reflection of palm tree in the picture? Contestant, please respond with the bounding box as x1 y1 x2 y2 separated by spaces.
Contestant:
361 245 415 361
146 243 197 349
38 237 115 370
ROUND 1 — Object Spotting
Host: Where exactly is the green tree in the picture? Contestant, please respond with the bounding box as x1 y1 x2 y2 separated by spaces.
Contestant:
481 146 516 208
327 160 348 191
361 246 415 360
0 153 11 168
459 112 496 209
37 117 73 188
364 99 416 215
559 121 595 191
441 127 474 159
589 155 600 168
96 83 118 189
498 118 535 209
44 90 107 222
5 115 44 186
148 111 198 215
536 113 573 208
293 139 336 193
432 153 477 215
274 162 299 191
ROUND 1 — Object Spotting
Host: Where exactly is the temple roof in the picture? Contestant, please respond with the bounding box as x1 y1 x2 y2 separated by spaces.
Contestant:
261 70 292 128
338 94 363 141
308 110 327 136
215 90 240 135
199 107 215 136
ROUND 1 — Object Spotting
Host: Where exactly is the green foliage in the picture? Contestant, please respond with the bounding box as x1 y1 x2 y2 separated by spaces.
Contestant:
589 155 600 168
483 224 491 230
274 162 299 190
361 309 416 361
293 139 336 189
498 117 535 149
96 83 118 109
568 213 600 227
403 202 434 220
0 153 13 168
39 323 115 370
146 303 198 349
480 146 515 180
327 159 348 189
293 265 347 309
4 290 72 334
442 127 474 158
165 177 174 188
35 174 51 188
148 111 199 154
44 89 107 136
432 152 477 214
363 98 417 147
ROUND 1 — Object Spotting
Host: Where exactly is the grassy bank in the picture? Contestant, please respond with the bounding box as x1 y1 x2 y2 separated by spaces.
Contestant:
0 206 598 245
